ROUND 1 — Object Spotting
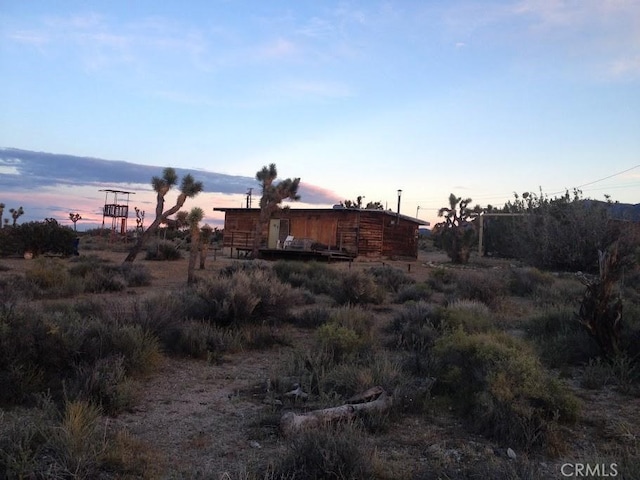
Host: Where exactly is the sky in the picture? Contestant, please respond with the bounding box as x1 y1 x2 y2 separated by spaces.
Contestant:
1 0 639 231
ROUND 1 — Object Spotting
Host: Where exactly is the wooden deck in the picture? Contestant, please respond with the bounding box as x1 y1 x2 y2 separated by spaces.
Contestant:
257 248 356 262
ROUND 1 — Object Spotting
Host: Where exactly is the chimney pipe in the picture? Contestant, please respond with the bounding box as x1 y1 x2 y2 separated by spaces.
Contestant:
396 189 402 223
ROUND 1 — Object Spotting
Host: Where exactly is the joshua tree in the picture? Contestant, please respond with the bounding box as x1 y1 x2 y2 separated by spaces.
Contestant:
9 206 24 227
252 164 300 257
69 212 82 232
434 194 481 264
577 243 624 358
135 207 145 233
186 207 204 284
124 167 203 263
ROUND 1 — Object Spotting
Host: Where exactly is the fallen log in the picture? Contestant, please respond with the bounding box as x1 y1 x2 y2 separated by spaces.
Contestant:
280 388 393 436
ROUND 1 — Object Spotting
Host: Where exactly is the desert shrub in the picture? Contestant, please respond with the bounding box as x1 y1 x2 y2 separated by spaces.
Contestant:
394 282 432 303
508 267 555 296
449 269 506 309
219 260 271 277
118 262 152 287
445 299 494 333
388 301 445 354
366 264 415 293
15 219 76 257
431 330 580 453
0 303 161 409
68 256 152 289
273 260 340 296
427 267 457 293
532 277 585 309
145 240 182 260
316 323 365 364
580 357 615 390
268 424 372 480
0 274 40 316
71 355 134 415
0 307 75 405
322 351 405 400
526 308 600 368
47 400 106 478
83 269 128 293
620 300 640 358
332 270 384 305
0 227 20 257
193 269 297 325
482 191 613 272
291 305 332 328
25 258 82 298
0 404 52 478
159 320 243 360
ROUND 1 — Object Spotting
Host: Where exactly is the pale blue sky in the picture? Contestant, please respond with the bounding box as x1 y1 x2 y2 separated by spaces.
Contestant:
1 0 639 228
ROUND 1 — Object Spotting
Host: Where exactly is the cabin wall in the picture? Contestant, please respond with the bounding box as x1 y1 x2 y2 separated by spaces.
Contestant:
221 209 420 258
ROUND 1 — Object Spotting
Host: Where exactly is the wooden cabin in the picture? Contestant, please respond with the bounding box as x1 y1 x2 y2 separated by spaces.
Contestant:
213 207 429 259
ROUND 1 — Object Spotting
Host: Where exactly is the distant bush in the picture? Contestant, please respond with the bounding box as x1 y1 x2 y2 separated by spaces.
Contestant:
315 306 375 363
393 282 432 303
388 301 445 355
145 240 182 261
273 260 340 296
449 269 506 309
332 270 384 305
366 264 415 293
508 267 555 296
426 267 457 293
13 219 76 257
291 305 332 329
445 299 494 333
432 330 580 453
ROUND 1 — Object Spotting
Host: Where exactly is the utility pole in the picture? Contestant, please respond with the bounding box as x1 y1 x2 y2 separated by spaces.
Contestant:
246 188 253 208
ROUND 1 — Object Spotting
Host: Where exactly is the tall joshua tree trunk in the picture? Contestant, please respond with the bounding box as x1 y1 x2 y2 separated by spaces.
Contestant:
199 224 213 270
577 245 623 358
187 207 204 285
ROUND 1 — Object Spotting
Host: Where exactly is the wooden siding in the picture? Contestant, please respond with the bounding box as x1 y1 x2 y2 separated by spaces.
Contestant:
219 208 421 259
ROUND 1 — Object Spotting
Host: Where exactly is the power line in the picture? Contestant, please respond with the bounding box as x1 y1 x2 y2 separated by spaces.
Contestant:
548 164 640 196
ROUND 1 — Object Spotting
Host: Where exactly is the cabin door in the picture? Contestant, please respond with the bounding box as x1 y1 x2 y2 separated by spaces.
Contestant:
268 219 290 248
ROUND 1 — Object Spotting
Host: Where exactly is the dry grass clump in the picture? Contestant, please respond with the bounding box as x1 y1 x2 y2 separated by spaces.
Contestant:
266 423 374 480
0 397 163 479
431 330 580 454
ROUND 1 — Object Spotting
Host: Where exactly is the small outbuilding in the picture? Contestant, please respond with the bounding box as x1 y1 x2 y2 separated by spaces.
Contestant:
213 206 429 260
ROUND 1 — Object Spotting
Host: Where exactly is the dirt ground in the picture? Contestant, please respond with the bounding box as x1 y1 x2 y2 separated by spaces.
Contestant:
2 247 639 479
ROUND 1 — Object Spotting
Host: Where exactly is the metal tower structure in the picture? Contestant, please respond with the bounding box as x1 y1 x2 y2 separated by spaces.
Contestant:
100 189 135 237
